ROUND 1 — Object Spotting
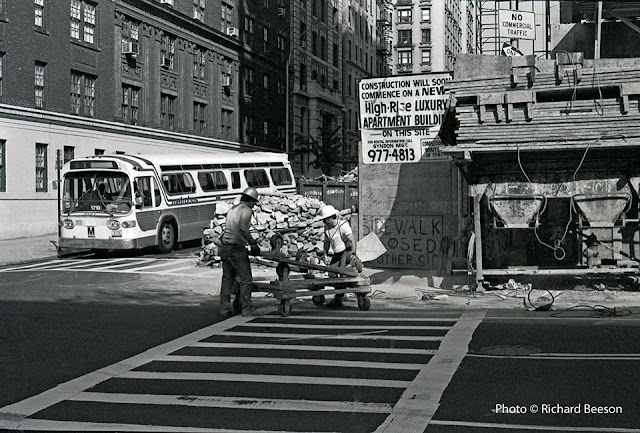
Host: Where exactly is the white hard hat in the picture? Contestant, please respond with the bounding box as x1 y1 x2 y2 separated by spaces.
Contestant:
318 204 338 220
242 187 259 201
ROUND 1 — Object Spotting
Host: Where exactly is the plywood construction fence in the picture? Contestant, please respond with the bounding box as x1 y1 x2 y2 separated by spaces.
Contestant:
358 73 467 271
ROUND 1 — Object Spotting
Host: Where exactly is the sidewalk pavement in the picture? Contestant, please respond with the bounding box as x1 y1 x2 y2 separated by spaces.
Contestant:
2 233 640 310
0 233 60 267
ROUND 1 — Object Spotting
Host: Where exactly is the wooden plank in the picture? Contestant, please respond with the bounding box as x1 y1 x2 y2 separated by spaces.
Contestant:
264 276 370 289
259 251 359 277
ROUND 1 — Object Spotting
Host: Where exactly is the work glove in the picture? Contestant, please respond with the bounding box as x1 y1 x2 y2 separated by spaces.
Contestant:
250 244 261 256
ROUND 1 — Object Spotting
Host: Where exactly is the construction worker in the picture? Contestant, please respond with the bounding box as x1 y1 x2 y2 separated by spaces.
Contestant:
319 204 356 308
219 187 262 317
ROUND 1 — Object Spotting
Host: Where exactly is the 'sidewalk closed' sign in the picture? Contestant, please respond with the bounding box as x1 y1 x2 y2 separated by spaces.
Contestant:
358 73 451 164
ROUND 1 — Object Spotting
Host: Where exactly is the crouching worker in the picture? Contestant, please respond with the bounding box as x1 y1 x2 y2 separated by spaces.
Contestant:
319 205 356 308
219 187 262 318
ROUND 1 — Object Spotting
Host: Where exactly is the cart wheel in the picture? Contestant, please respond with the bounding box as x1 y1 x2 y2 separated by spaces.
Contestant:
312 295 325 306
278 299 292 317
357 294 371 311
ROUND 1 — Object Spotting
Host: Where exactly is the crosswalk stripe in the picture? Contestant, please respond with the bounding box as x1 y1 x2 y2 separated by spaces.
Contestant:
278 315 459 322
120 371 410 388
122 260 179 271
189 342 437 355
92 260 157 269
0 418 333 432
219 331 443 341
239 322 451 330
70 392 394 413
159 355 424 370
429 420 640 432
0 259 83 271
68 258 132 268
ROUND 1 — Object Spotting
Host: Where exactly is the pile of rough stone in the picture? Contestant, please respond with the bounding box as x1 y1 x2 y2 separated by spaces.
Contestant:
199 191 351 266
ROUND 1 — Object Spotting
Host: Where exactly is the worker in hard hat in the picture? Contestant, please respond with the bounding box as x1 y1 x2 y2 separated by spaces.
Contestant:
219 187 262 317
319 204 356 308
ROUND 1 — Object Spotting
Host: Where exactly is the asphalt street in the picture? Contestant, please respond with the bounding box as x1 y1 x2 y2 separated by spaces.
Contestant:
1 251 640 432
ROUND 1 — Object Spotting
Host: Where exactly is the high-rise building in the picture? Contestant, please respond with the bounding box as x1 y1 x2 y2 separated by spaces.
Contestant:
391 0 477 75
238 0 289 150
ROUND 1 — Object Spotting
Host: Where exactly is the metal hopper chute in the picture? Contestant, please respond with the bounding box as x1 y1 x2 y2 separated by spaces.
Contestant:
489 194 547 229
572 192 632 228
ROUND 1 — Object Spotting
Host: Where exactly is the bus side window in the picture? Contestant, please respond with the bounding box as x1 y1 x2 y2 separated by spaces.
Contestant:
245 169 270 187
231 171 241 189
154 179 162 206
136 177 153 208
270 168 293 186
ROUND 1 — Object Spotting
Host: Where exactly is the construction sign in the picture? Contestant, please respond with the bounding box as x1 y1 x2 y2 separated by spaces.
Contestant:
498 9 536 40
359 73 452 164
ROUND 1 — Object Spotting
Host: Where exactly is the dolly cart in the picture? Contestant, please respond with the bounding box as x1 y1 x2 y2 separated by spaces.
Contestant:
252 251 371 317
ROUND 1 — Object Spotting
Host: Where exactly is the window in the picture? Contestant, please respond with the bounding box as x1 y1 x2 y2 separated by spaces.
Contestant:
270 168 292 186
244 66 253 96
193 0 205 21
421 49 431 64
421 28 431 44
35 0 44 28
70 1 96 44
35 62 45 108
94 148 104 155
263 74 269 90
122 84 140 125
263 120 268 137
397 8 411 23
198 171 228 192
193 47 206 80
162 173 195 195
277 34 286 51
299 63 306 90
70 71 95 117
221 108 233 139
244 16 254 34
221 2 232 32
231 172 241 189
0 140 5 192
398 29 412 46
0 53 3 98
63 146 75 164
333 43 339 66
320 35 326 60
160 93 176 131
35 143 47 192
193 102 206 134
243 116 253 143
263 26 269 51
136 176 154 207
312 31 317 56
421 8 430 22
245 169 269 187
398 50 412 64
222 59 233 91
161 34 175 69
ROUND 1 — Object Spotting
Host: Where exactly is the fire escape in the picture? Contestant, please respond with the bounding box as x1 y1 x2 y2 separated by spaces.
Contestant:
376 0 392 76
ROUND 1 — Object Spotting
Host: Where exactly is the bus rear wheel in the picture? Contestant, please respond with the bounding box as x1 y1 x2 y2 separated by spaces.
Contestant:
158 221 176 253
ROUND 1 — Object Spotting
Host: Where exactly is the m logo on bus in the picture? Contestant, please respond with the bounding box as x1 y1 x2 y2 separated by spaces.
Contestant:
87 227 96 238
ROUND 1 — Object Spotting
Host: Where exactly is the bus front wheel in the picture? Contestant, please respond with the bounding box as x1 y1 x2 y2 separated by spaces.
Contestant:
158 220 176 253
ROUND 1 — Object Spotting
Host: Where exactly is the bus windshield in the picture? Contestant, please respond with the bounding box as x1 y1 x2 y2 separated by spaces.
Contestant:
63 171 133 215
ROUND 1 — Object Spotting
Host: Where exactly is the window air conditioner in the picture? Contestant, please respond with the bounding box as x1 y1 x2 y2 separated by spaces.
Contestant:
122 41 139 56
222 76 231 87
226 27 238 37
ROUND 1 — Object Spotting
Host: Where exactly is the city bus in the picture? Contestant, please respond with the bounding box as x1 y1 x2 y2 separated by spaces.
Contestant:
58 152 295 254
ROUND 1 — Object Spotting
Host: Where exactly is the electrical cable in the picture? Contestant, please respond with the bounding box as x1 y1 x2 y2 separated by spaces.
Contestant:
551 304 633 318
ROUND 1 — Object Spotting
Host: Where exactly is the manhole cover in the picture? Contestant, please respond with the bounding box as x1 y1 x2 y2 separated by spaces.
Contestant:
479 345 542 356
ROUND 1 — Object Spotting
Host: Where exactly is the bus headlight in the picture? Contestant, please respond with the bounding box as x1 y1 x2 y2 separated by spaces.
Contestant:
106 220 121 230
121 221 137 228
62 219 75 229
